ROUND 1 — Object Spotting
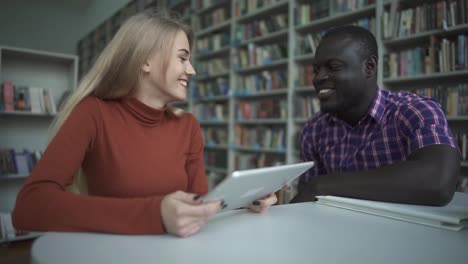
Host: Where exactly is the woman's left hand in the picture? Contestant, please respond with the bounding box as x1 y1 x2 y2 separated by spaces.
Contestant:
247 193 278 213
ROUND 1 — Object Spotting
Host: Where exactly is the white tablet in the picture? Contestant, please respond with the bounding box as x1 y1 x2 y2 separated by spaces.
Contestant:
202 162 314 211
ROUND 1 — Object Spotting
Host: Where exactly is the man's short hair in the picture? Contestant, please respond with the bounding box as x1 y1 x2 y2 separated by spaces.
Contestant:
321 25 378 61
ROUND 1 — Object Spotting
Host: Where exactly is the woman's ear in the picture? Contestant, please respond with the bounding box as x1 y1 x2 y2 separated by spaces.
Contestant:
141 61 151 73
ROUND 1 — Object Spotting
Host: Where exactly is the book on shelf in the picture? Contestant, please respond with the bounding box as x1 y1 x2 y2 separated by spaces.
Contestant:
411 82 468 117
205 150 228 168
294 95 320 118
0 149 42 178
235 125 285 150
383 0 468 39
236 13 288 42
384 34 468 78
295 0 330 25
316 192 468 231
203 127 228 146
1 81 15 111
236 98 286 120
235 152 284 170
1 81 57 114
234 0 284 16
193 78 230 99
238 42 288 68
194 102 228 121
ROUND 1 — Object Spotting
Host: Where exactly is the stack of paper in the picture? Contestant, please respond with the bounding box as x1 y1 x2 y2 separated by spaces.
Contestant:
0 211 42 243
316 192 468 231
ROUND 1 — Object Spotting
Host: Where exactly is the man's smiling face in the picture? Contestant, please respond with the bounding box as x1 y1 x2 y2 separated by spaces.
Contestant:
313 36 369 116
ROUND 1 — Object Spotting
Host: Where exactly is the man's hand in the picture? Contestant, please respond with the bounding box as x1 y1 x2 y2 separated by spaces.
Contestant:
290 178 319 203
161 191 221 237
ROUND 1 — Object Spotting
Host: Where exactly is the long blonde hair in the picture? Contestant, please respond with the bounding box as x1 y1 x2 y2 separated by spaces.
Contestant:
51 10 193 193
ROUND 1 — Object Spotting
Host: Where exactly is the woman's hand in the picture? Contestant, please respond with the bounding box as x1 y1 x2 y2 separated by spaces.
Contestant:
161 191 221 237
247 193 278 213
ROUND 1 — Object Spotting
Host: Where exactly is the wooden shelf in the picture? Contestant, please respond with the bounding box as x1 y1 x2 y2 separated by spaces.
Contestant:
197 0 229 15
383 24 468 48
294 118 309 123
446 116 468 122
199 120 229 126
195 72 230 81
205 166 228 174
236 119 287 125
193 95 229 102
383 70 468 84
234 146 286 154
295 53 315 62
195 20 231 38
196 46 231 60
235 59 288 74
295 4 376 32
235 88 288 98
168 0 190 10
237 29 288 46
295 86 316 93
235 0 289 23
204 144 228 150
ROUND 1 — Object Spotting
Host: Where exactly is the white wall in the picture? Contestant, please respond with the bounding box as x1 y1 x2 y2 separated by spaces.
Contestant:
0 0 131 55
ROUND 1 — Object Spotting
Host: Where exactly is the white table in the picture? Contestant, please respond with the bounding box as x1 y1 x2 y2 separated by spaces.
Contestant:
32 202 468 264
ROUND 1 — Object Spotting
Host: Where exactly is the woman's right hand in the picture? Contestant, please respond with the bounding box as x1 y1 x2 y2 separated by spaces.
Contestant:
161 191 222 237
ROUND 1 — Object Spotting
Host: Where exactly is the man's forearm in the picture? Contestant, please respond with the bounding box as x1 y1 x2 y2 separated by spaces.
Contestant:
293 145 460 206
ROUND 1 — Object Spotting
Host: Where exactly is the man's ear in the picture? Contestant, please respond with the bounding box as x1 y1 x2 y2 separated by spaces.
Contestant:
141 60 151 73
364 55 377 78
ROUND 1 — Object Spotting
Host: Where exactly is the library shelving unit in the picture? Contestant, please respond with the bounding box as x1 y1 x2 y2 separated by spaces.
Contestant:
78 1 140 78
77 0 468 194
166 0 192 24
0 46 78 212
231 0 290 180
192 0 232 188
380 0 468 190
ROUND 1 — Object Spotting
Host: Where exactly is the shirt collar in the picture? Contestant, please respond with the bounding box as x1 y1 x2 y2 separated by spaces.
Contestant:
367 87 386 125
325 87 386 126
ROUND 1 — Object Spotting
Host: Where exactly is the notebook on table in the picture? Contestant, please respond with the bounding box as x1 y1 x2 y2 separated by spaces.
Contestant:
316 192 468 231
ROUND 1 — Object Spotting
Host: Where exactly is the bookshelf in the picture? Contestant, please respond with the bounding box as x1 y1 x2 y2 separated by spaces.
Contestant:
0 46 78 213
76 0 468 194
192 0 232 188
232 0 289 177
380 0 468 193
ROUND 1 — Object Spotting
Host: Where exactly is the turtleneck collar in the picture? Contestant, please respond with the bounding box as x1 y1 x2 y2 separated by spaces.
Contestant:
120 97 175 126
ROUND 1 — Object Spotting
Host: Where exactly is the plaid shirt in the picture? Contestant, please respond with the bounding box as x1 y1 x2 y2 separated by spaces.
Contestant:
300 88 459 184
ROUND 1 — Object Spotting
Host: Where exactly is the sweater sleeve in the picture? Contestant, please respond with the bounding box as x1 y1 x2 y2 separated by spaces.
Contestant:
185 115 209 195
12 98 166 235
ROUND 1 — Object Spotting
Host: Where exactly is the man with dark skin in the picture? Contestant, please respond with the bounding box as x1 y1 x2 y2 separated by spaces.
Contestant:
291 25 460 206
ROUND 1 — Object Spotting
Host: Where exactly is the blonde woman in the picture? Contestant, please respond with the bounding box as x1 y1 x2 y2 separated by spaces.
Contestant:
12 11 277 238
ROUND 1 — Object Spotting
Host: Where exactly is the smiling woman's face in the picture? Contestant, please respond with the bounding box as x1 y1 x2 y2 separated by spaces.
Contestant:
141 30 196 104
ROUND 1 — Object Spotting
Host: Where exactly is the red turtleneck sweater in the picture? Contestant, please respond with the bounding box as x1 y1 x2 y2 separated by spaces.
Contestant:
12 96 208 234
